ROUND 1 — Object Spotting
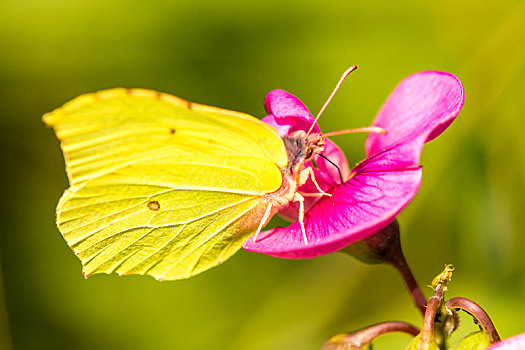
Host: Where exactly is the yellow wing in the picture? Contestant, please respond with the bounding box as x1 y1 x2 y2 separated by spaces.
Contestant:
44 88 288 280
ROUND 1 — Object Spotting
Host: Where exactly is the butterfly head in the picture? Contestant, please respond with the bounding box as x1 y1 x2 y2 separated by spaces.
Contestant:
283 130 325 170
304 132 326 161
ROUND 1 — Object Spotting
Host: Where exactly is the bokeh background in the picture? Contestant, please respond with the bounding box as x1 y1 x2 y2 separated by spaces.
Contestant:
1 0 524 349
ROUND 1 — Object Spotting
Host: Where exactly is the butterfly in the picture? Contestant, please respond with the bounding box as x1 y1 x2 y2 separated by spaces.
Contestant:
43 83 341 280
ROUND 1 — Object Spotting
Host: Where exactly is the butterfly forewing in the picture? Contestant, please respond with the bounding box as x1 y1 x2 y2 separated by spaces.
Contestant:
44 88 288 280
44 89 287 187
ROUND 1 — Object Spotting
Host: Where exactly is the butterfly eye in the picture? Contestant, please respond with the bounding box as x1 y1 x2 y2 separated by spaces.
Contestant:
305 147 313 160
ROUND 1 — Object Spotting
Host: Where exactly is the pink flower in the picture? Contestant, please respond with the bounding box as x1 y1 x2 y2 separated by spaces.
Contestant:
243 71 464 258
488 334 525 349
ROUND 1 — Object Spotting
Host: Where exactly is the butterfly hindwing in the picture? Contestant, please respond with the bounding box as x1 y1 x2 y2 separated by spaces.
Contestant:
57 172 260 280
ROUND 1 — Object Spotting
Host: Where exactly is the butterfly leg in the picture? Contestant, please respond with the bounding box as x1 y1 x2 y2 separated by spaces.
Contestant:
299 167 332 197
252 202 273 243
293 192 308 245
299 192 324 198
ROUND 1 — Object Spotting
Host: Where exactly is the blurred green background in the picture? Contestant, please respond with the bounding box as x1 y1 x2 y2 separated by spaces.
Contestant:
1 0 524 349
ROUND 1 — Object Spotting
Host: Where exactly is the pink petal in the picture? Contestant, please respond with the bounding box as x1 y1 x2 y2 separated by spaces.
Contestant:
243 141 422 258
261 115 308 137
264 89 313 121
366 71 464 157
263 89 320 135
243 71 464 258
487 334 525 349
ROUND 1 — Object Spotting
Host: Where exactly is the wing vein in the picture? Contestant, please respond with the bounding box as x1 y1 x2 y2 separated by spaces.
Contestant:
73 195 255 254
161 200 258 279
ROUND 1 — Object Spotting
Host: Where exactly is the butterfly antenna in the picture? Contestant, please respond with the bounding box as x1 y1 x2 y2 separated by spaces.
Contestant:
323 126 387 137
318 154 344 183
307 65 358 135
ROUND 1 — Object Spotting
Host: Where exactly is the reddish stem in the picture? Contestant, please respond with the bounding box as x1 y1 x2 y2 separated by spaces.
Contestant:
342 220 428 317
392 253 428 317
321 321 419 349
419 287 445 350
445 297 500 343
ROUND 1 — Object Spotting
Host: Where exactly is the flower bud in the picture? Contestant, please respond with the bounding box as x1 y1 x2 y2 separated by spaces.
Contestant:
342 220 402 265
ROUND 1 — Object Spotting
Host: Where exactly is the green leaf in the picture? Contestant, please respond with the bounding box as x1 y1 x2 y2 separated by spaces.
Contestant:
405 334 440 350
451 331 492 350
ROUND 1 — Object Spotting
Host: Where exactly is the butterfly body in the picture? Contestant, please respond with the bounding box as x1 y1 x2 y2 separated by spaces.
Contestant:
264 131 326 205
44 88 324 280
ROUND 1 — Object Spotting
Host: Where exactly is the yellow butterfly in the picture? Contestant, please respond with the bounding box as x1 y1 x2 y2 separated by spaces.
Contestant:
44 87 329 280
